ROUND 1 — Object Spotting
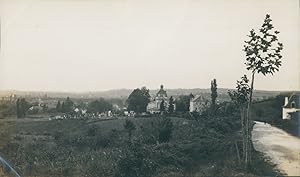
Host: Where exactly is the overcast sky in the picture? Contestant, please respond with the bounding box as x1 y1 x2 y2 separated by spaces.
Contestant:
0 0 299 92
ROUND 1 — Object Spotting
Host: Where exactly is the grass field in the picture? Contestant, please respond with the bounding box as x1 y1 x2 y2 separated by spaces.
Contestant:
0 115 280 177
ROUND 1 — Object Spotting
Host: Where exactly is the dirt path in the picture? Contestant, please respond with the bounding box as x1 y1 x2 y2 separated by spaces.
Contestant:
252 121 300 176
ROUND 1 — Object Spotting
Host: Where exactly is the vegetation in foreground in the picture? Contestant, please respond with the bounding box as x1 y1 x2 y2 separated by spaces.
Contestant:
0 14 286 177
0 109 280 177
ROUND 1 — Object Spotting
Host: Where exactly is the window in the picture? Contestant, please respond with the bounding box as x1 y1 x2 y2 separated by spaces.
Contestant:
291 101 296 108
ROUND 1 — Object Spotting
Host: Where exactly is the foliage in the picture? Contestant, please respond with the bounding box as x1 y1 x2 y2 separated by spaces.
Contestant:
124 119 136 138
87 98 113 113
244 14 283 76
115 141 158 177
252 95 300 137
127 87 150 113
16 98 30 118
243 14 283 167
228 75 251 107
228 75 251 167
141 117 174 143
160 100 165 113
175 95 190 112
87 126 98 137
56 101 61 112
211 79 218 107
1 107 280 177
158 117 173 143
168 96 175 114
61 97 74 113
0 102 16 117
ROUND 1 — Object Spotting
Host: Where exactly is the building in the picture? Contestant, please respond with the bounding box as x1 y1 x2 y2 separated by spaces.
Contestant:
1 93 17 102
282 93 300 119
189 94 208 113
147 85 172 114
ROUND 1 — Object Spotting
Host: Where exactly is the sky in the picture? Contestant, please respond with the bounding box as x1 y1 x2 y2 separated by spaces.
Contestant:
0 0 299 92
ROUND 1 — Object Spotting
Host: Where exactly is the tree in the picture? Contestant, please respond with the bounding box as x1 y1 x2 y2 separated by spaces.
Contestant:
175 95 190 112
42 103 48 112
127 87 150 113
61 102 65 113
141 86 151 100
124 119 136 139
56 101 61 112
228 75 250 165
243 14 283 167
16 99 21 118
158 117 173 143
168 96 175 113
63 97 74 113
211 79 218 112
88 99 113 113
16 98 30 118
159 100 165 113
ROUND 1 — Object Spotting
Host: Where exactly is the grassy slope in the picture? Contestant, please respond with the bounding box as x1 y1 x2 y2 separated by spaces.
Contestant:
0 116 280 177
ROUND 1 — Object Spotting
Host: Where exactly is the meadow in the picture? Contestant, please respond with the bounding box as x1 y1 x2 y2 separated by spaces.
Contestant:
0 114 280 177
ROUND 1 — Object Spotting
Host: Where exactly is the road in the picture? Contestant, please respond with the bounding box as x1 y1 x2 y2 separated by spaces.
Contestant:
252 121 300 176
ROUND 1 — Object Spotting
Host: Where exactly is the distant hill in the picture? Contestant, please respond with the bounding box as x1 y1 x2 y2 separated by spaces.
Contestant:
0 88 282 101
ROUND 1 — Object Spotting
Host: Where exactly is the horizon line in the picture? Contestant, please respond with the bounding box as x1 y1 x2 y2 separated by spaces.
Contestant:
0 87 298 94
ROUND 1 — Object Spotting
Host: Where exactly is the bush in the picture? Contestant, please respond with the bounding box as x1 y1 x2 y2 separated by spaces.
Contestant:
124 119 136 138
158 117 173 143
87 126 97 137
53 131 63 141
115 141 158 177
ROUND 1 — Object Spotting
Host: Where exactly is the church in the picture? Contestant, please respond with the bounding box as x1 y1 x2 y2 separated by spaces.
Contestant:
147 85 171 114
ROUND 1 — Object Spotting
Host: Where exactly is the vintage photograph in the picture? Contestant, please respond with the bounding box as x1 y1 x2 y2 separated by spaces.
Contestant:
0 0 299 176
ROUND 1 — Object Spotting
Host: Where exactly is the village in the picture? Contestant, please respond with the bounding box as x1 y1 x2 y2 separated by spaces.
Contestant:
0 85 209 120
0 0 299 176
2 84 299 122
0 84 299 177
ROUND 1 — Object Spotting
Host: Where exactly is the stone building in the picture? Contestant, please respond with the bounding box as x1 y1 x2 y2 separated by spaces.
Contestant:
282 93 300 119
147 85 171 114
189 94 208 113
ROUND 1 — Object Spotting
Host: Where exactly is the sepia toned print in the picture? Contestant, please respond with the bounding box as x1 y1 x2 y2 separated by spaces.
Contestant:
0 0 299 176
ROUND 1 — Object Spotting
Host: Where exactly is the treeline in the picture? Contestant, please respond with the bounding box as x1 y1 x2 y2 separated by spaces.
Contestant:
55 97 74 113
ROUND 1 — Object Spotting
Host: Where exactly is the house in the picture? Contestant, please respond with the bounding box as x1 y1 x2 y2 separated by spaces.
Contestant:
189 94 208 113
147 85 174 114
282 93 300 119
1 93 17 102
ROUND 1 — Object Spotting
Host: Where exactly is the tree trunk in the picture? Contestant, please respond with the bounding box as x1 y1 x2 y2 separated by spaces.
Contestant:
241 106 246 164
245 71 255 168
235 141 241 164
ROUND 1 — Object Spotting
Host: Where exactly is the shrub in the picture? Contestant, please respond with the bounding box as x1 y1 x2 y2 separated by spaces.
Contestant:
124 119 136 138
87 126 97 137
115 141 158 177
158 117 173 143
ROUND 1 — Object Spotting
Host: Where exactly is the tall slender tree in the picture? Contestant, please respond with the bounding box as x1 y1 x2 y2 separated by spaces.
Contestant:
210 79 218 112
243 14 283 167
160 100 165 114
56 101 61 112
16 99 21 118
168 96 175 113
228 75 250 165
